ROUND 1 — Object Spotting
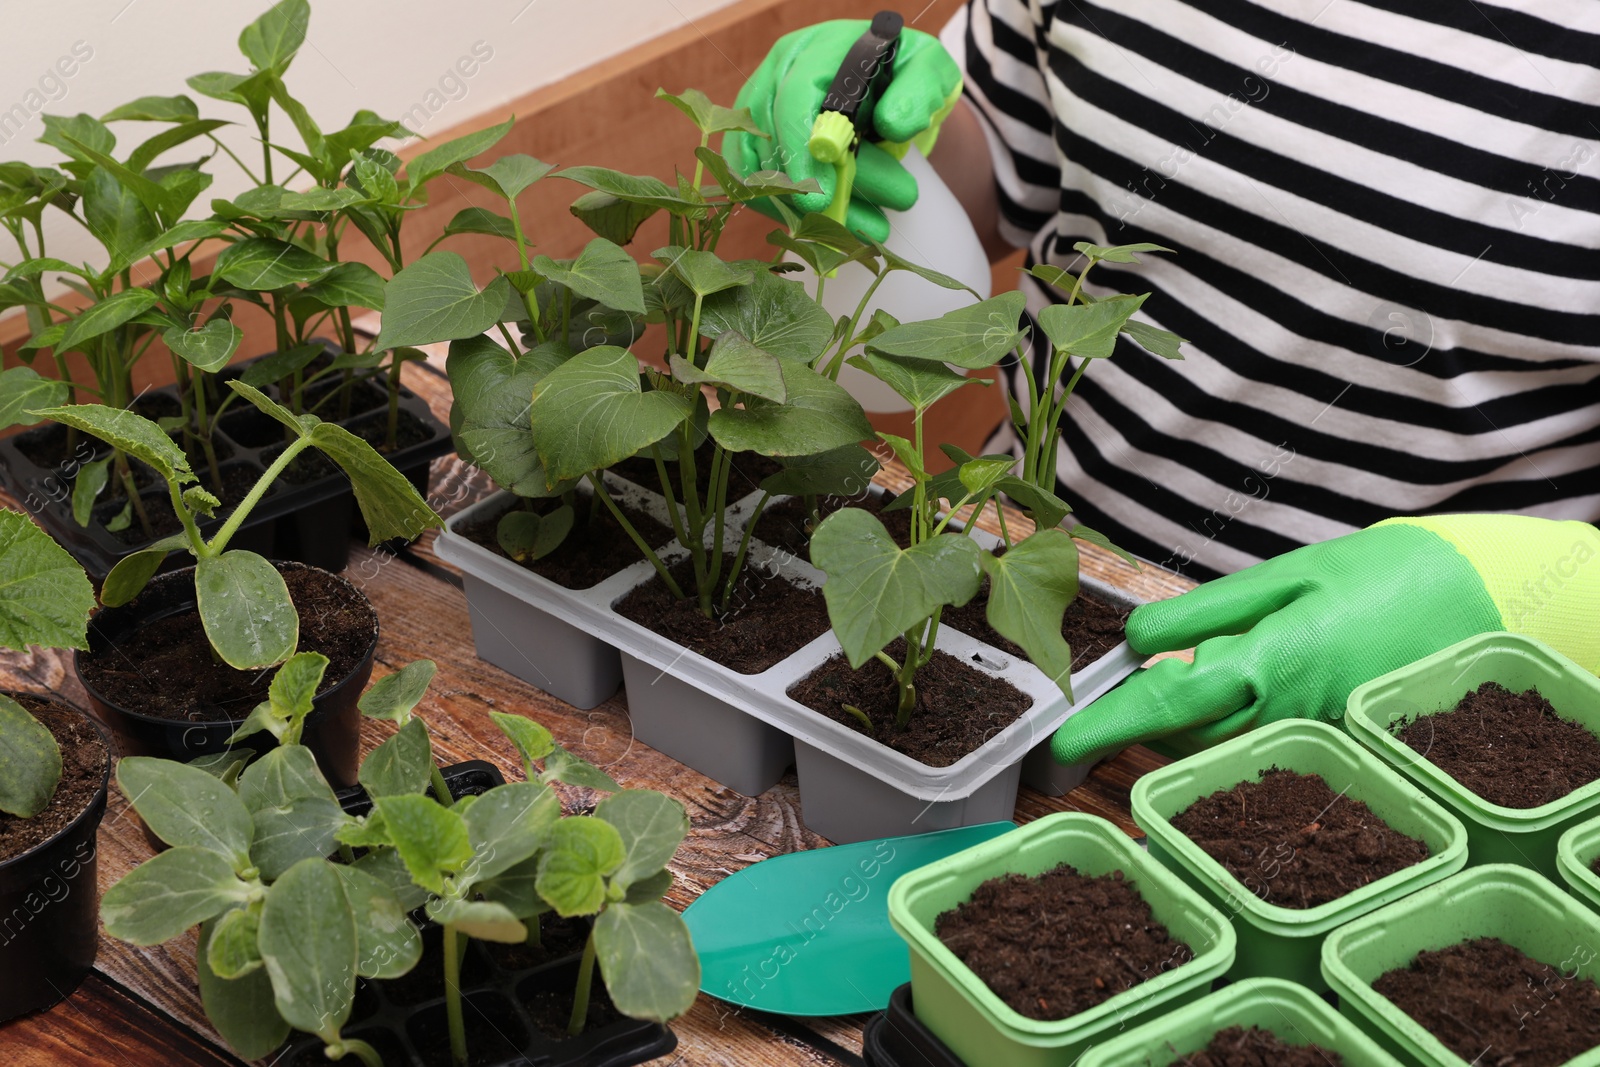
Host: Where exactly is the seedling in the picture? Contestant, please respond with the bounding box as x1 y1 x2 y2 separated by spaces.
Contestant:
0 509 96 819
33 381 441 672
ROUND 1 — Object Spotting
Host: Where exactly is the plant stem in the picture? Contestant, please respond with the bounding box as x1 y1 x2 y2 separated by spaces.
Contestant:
525 915 542 949
337 1038 385 1067
568 929 598 1037
385 356 402 451
720 491 770 613
115 452 154 539
206 437 313 555
651 446 690 549
443 924 468 1067
588 474 683 598
840 704 874 734
430 763 454 808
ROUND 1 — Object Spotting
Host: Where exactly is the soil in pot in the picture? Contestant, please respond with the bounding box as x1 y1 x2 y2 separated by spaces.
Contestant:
1392 682 1600 809
1174 1026 1343 1066
410 990 528 1067
346 408 436 455
485 915 592 972
519 963 626 1041
78 565 376 720
459 496 674 591
1371 937 1600 1067
0 698 107 862
934 864 1194 1021
613 553 831 674
788 639 1032 767
942 584 1127 674
612 441 783 501
1167 768 1431 909
381 926 494 1007
755 490 914 560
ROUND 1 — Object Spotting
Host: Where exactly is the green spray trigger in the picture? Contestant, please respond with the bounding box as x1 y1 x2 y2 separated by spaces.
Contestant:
807 11 904 229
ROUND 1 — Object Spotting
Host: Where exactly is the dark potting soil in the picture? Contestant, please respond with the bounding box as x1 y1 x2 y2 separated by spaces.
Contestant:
97 463 264 546
459 496 674 591
412 992 527 1067
754 490 914 560
1175 1026 1343 1066
612 441 783 502
613 553 831 674
521 966 626 1041
78 565 377 720
1372 937 1600 1067
943 587 1127 673
0 699 106 863
381 927 493 1007
787 640 1033 767
303 379 389 421
1169 768 1431 909
485 916 592 971
935 864 1193 1021
1393 683 1600 809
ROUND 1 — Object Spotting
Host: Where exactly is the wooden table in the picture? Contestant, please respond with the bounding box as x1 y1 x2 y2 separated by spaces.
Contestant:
0 355 1193 1066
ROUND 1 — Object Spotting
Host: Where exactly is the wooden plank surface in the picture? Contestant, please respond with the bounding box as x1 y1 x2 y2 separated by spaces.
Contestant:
0 352 1187 1065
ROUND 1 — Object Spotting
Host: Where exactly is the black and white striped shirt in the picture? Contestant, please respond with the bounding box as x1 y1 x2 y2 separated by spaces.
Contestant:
943 0 1600 580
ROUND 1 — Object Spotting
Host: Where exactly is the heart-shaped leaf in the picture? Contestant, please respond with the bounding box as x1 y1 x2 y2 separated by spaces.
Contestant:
298 261 386 312
531 238 645 316
238 0 310 71
653 246 753 299
670 331 785 401
810 509 982 667
707 361 871 457
496 506 574 562
535 816 625 917
527 345 693 484
555 166 705 215
1036 294 1148 359
867 291 1025 369
569 190 659 246
195 550 298 670
449 154 555 200
405 119 513 193
372 251 512 351
981 531 1080 692
655 88 762 136
847 352 986 414
490 712 554 773
449 335 576 497
698 270 835 363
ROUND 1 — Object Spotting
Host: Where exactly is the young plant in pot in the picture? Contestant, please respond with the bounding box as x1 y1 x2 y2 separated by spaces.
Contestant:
0 508 109 1021
34 382 441 785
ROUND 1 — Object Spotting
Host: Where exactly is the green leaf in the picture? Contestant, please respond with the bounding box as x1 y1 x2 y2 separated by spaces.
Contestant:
878 243 977 295
32 404 193 485
0 508 94 652
569 190 658 246
758 444 880 498
0 695 62 819
531 238 646 316
351 846 428 912
594 901 700 1022
1121 318 1186 360
958 457 1016 500
847 352 986 414
810 510 982 667
624 867 674 904
39 113 114 161
656 88 762 136
164 319 241 373
373 251 512 350
425 898 526 942
298 261 386 312
447 335 575 497
117 756 255 866
1072 240 1173 263
1067 523 1141 567
82 168 159 272
195 551 298 670
670 331 785 401
236 343 323 390
1026 263 1079 296
708 361 872 457
181 485 219 521
555 166 705 215
652 246 753 300
867 292 1026 369
528 345 693 483
693 148 819 203
102 846 251 944
359 717 434 799
442 206 517 241
595 790 688 891
197 917 290 1059
1036 294 1148 359
303 420 445 543
535 817 626 917
206 907 263 979
463 780 559 881
0 367 68 430
542 743 622 792
995 475 1072 531
448 154 555 200
237 743 336 810
126 119 232 173
100 533 187 607
331 864 422 979
188 751 252 783
57 289 159 354
336 811 391 851
404 118 514 193
476 855 545 918
103 95 201 123
372 794 473 895
698 269 835 363
213 237 335 291
238 0 310 71
875 431 925 481
496 507 574 562
269 650 326 722
490 711 554 774
981 531 1080 691
259 859 356 1042
358 660 437 723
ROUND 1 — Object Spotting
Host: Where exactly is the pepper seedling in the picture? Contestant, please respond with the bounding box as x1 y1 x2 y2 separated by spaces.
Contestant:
33 381 441 672
101 655 422 1067
0 509 96 819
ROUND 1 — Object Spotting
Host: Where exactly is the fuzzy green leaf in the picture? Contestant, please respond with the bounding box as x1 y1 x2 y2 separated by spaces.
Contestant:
535 817 625 917
29 404 192 486
541 744 622 793
259 859 356 1042
0 508 94 652
490 711 554 773
359 717 434 799
195 551 298 669
102 846 250 944
303 419 444 543
99 533 187 608
331 864 422 979
372 794 473 895
205 907 263 979
239 748 346 881
197 917 289 1059
358 660 437 723
595 790 688 891
0 695 62 819
117 756 253 866
463 780 559 882
594 901 700 1022
425 898 526 942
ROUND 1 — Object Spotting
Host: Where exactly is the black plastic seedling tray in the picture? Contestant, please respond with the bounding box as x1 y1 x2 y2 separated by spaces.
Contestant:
0 353 451 580
863 984 965 1067
276 761 677 1067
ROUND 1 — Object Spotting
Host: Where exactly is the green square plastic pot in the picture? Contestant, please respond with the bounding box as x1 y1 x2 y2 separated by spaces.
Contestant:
1131 719 1468 991
1077 977 1405 1066
1346 632 1600 880
1557 814 1600 913
886 812 1236 1067
1322 863 1600 1066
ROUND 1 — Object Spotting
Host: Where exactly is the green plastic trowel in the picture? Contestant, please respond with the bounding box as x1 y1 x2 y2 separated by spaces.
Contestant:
684 822 1014 1016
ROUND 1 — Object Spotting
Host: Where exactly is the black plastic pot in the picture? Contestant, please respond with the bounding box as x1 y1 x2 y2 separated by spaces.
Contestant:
275 762 679 1067
0 350 452 581
863 985 965 1067
0 702 111 1023
74 562 378 789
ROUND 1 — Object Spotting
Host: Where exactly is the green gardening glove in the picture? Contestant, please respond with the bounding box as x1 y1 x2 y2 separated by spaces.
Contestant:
725 19 964 242
1051 514 1600 766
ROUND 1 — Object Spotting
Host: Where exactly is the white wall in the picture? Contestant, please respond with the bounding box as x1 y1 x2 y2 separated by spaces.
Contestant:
0 0 739 278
